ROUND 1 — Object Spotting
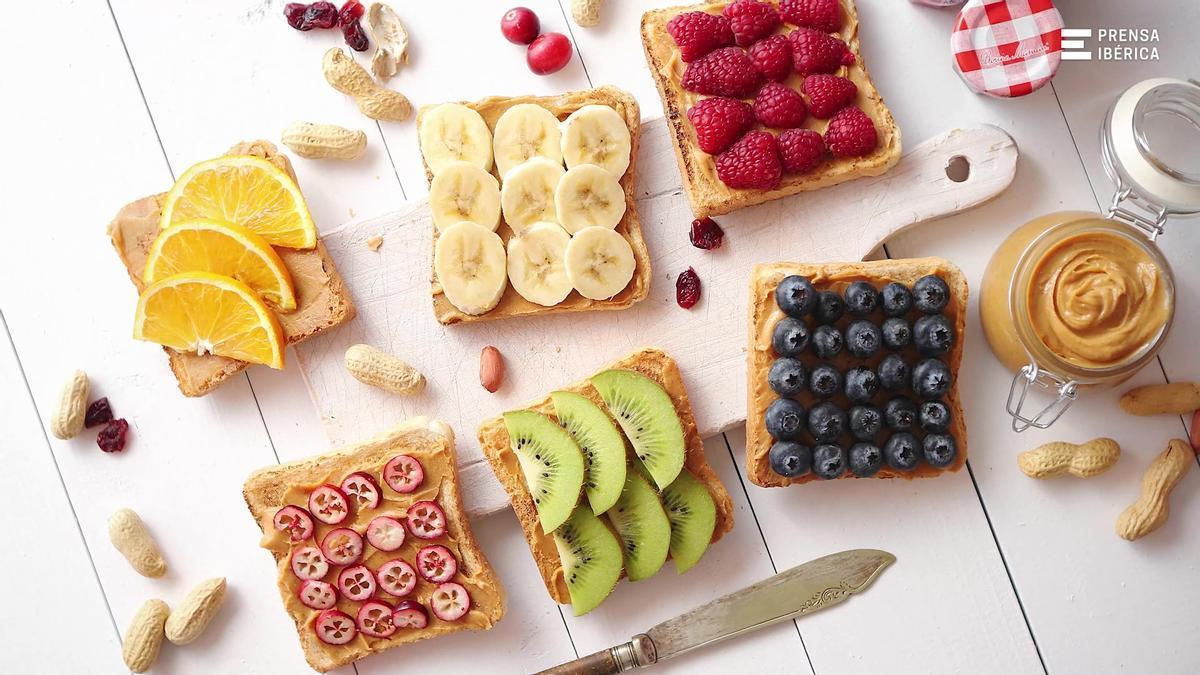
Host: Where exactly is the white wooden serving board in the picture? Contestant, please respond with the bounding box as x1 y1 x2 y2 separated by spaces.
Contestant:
295 118 1018 517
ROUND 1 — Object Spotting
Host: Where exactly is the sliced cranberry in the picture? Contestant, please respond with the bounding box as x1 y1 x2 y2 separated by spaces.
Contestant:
84 397 113 428
416 545 458 583
365 515 406 552
430 582 471 621
342 19 369 51
406 500 447 540
340 472 381 511
305 1 339 29
337 0 363 26
338 564 377 601
273 505 315 542
308 484 350 524
291 546 330 581
297 579 338 610
356 600 397 638
689 217 725 250
320 527 364 565
97 418 129 453
383 454 425 493
676 267 702 309
393 600 429 629
314 608 356 645
376 559 418 597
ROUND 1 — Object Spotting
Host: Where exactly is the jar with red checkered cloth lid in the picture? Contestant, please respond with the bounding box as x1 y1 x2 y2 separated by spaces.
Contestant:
950 0 1063 98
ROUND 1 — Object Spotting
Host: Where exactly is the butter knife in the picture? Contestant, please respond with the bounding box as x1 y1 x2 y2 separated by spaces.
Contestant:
536 548 895 675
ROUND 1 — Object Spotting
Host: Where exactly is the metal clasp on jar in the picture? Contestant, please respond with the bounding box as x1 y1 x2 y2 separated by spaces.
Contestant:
1006 363 1078 432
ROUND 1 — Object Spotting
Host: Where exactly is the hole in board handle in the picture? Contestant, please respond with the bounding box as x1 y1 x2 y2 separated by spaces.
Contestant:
945 155 970 183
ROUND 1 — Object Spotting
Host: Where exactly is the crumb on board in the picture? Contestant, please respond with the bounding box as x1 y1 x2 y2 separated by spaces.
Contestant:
367 235 384 251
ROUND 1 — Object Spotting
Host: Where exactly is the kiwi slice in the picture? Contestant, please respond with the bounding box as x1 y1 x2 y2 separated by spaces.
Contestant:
606 471 671 581
553 505 623 616
661 469 717 574
503 410 585 534
591 369 686 490
551 391 628 516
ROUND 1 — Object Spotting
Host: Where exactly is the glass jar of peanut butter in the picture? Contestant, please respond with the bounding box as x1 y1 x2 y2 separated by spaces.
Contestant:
981 78 1200 430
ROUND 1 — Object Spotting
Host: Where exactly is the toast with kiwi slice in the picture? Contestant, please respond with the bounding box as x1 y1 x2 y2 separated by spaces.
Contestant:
477 348 734 615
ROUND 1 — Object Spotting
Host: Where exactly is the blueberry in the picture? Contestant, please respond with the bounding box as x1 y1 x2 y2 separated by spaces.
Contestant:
919 401 951 433
769 441 812 478
923 433 958 468
813 290 844 324
808 364 842 399
810 325 843 359
877 353 910 391
845 320 882 359
768 358 807 397
912 358 953 400
883 432 920 471
765 398 806 440
848 405 883 441
844 366 879 404
772 317 810 357
843 280 880 317
884 396 918 431
776 275 817 317
881 317 912 351
807 402 846 443
880 282 913 317
912 275 950 314
914 314 955 357
812 444 846 479
848 442 883 477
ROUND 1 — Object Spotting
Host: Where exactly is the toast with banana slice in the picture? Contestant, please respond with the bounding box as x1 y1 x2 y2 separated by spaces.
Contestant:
416 86 651 325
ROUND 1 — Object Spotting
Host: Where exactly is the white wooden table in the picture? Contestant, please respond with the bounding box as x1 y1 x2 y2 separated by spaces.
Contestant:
3 1 1198 673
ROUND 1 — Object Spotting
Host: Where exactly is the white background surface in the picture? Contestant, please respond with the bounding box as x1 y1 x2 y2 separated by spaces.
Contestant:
2 1 1198 674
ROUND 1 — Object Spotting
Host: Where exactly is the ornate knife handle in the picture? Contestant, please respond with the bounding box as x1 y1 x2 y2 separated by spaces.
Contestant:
535 634 656 675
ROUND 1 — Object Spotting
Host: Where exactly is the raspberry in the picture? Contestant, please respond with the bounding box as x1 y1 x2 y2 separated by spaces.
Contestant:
788 27 855 75
723 0 781 47
753 82 807 128
780 0 843 33
747 34 793 82
687 97 755 155
689 217 725 250
716 130 782 190
801 74 858 118
778 128 825 173
667 11 735 62
676 268 702 309
84 397 113 429
681 47 763 97
824 106 878 157
97 418 129 453
337 0 364 26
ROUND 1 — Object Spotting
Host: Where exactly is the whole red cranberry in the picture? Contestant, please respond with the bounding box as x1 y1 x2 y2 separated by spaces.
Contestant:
337 0 364 26
343 20 369 51
676 268 702 309
689 217 725 250
501 7 541 45
283 3 310 31
305 1 339 29
527 32 572 75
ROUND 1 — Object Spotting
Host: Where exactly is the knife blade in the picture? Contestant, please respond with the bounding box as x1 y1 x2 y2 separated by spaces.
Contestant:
535 548 895 675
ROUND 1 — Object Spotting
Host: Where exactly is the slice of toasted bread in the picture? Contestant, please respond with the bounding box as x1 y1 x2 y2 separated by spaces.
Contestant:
640 0 901 218
746 258 969 486
417 86 650 325
107 140 355 397
477 348 734 606
243 418 505 673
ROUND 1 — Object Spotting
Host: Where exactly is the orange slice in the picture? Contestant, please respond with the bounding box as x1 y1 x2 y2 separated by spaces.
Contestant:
159 156 317 249
143 219 297 311
134 272 285 369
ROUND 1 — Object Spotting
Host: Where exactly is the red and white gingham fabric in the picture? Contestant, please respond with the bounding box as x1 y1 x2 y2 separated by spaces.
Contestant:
950 0 1063 98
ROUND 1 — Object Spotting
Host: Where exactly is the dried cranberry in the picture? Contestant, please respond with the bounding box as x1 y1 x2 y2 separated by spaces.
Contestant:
338 0 364 26
84 398 113 429
305 2 339 29
689 217 725 250
97 419 129 453
342 20 369 51
284 2 310 30
676 267 702 309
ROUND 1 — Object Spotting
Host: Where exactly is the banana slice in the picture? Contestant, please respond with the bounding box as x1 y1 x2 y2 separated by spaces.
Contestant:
507 222 573 307
555 164 627 234
500 157 565 231
429 161 501 232
560 105 632 179
564 226 635 301
419 103 494 175
434 221 508 315
493 104 564 180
